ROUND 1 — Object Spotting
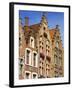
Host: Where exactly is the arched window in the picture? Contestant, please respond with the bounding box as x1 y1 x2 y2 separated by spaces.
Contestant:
25 71 31 79
30 36 34 48
32 72 38 79
19 58 23 76
32 51 38 67
25 48 31 65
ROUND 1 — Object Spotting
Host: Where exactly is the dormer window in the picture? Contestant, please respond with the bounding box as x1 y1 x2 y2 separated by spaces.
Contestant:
30 36 34 48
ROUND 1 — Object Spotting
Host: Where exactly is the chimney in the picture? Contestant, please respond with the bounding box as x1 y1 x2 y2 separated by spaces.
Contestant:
25 17 29 26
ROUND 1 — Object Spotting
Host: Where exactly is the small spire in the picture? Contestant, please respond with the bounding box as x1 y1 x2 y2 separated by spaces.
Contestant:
42 12 47 20
56 24 59 29
41 12 48 25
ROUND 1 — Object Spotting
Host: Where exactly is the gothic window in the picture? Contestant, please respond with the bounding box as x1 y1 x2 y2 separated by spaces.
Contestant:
33 74 36 79
26 50 30 64
30 37 34 48
25 48 31 65
32 73 37 79
25 71 31 79
33 53 37 66
26 73 29 79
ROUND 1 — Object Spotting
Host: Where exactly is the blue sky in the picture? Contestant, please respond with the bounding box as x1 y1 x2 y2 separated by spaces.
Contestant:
19 10 64 47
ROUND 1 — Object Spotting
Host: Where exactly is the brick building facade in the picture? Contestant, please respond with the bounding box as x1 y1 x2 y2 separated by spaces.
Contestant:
19 14 64 79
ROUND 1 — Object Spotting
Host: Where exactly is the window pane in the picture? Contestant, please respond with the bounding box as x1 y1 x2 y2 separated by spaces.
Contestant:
26 73 30 79
30 37 34 48
26 50 30 64
33 53 36 66
33 74 36 79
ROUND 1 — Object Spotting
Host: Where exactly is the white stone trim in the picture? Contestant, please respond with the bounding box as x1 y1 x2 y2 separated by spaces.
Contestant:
32 72 38 79
25 71 31 79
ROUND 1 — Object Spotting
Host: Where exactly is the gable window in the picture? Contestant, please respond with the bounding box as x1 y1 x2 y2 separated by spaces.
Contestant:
30 37 34 48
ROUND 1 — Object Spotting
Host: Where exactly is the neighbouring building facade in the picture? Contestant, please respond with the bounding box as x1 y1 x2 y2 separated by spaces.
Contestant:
19 14 64 79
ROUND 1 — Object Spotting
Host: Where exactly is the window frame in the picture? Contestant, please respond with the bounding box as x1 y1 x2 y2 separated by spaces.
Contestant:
32 72 38 79
32 51 38 67
30 36 34 48
25 71 31 79
25 48 32 65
